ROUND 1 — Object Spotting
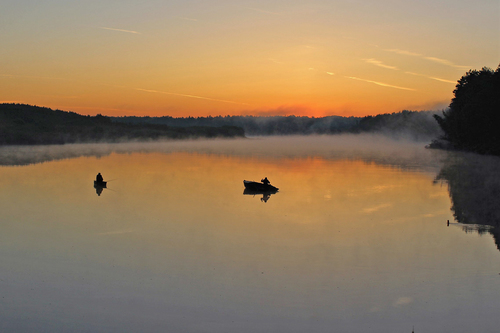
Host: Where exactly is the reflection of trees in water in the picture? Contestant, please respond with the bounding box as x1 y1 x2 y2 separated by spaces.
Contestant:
435 152 500 250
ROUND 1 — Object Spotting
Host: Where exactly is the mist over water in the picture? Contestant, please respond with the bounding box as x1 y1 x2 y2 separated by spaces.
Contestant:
0 135 499 333
0 134 444 172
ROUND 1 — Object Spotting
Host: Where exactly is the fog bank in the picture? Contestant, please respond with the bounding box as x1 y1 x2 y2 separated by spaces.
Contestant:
0 134 446 173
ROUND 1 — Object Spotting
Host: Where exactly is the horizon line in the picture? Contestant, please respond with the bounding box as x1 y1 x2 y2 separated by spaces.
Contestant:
0 102 444 119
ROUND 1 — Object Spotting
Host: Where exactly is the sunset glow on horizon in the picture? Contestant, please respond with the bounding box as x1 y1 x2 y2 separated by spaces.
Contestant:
1 0 498 117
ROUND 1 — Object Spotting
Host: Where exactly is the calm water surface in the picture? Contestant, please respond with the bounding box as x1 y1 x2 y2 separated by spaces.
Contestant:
0 136 499 333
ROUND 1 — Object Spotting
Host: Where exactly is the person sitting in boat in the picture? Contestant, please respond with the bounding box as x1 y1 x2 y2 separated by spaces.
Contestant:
96 173 104 183
261 177 270 185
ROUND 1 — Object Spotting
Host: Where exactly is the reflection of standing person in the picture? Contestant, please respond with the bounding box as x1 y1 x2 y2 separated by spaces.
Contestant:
95 186 103 196
261 177 270 185
96 173 103 183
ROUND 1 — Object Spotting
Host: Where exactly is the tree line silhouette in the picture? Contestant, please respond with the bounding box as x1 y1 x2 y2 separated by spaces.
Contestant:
1 103 441 145
432 65 500 155
113 110 440 140
0 104 244 145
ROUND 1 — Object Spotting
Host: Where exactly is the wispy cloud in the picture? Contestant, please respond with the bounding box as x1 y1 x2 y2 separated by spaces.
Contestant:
424 56 469 70
135 88 249 106
405 71 456 84
428 76 456 84
364 58 398 70
346 77 415 91
326 72 335 76
384 48 469 70
385 49 422 57
100 27 141 34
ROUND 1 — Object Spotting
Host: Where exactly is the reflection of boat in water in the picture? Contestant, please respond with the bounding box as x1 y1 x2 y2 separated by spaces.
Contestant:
243 188 278 203
94 180 107 196
243 180 279 192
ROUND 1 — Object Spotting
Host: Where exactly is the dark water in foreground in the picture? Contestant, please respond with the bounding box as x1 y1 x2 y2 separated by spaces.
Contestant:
0 135 499 333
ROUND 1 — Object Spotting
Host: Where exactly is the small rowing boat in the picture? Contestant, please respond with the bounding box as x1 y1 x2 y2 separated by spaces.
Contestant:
243 180 278 192
94 180 107 188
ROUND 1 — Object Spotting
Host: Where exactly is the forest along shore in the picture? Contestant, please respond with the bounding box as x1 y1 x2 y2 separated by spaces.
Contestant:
0 103 443 146
0 104 245 145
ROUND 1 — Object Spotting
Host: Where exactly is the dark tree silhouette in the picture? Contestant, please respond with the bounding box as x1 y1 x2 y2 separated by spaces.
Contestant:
114 111 441 139
1 103 443 144
434 65 500 155
0 104 244 145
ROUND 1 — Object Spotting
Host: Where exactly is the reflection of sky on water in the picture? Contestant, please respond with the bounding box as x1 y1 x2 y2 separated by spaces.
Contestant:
0 136 499 333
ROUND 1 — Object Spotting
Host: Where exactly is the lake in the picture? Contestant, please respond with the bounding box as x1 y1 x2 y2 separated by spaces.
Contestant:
1 135 499 333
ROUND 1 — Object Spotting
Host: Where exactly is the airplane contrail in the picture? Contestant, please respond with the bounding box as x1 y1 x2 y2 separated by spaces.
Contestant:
135 88 250 105
346 76 415 91
100 27 141 34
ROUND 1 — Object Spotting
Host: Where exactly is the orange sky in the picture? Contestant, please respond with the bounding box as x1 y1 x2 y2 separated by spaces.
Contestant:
1 1 498 117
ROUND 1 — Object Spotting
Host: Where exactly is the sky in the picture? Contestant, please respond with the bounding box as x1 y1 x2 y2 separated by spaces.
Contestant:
1 0 498 117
